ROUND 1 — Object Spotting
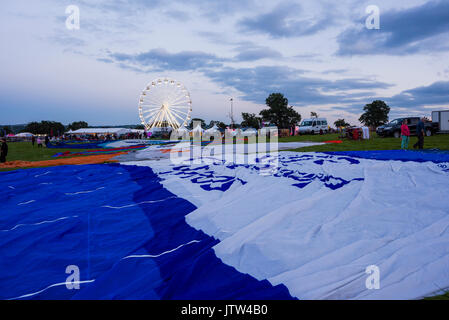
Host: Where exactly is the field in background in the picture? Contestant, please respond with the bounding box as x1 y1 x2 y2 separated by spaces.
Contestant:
279 133 449 152
4 141 88 162
1 134 448 171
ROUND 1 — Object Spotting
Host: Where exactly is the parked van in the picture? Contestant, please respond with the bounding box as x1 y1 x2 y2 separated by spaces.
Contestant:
298 118 328 134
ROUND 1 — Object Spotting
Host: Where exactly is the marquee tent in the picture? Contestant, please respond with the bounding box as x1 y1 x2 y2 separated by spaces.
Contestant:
242 128 257 136
191 124 204 134
15 132 34 137
67 128 132 136
205 124 219 133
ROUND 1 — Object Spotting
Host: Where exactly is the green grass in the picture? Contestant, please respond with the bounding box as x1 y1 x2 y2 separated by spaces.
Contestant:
424 292 449 300
1 141 88 166
279 133 449 152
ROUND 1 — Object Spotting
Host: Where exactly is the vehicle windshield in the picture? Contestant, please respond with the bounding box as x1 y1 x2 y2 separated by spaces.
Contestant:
301 121 313 126
388 119 401 125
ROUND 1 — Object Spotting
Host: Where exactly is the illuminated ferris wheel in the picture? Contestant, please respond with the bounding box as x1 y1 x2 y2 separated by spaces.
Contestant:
138 78 192 130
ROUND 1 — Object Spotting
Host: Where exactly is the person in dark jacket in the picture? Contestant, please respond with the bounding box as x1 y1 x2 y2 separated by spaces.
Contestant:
413 117 425 149
45 135 50 147
32 135 36 147
0 138 8 163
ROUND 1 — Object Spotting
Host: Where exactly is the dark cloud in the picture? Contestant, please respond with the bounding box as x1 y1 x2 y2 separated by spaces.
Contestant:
105 43 447 115
238 2 337 38
203 65 391 106
321 69 347 74
233 45 282 61
108 44 284 72
109 48 224 72
387 81 449 108
337 0 449 55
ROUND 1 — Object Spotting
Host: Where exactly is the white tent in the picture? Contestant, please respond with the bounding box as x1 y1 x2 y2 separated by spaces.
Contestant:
148 127 173 133
67 128 132 135
191 124 204 133
16 132 34 137
242 128 257 136
175 126 189 133
205 124 219 133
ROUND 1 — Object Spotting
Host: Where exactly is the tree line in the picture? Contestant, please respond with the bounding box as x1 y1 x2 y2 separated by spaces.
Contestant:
232 94 390 130
1 96 391 136
0 121 90 136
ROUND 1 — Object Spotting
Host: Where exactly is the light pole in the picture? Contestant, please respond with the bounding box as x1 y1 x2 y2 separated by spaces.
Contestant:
229 98 235 129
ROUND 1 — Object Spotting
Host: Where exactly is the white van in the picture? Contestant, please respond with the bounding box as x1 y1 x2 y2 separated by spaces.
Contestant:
298 118 328 134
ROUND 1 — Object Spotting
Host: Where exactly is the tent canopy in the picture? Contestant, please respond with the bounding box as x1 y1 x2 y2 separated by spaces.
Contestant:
16 132 34 137
191 124 204 133
242 128 257 136
176 126 189 133
68 128 132 135
205 124 219 133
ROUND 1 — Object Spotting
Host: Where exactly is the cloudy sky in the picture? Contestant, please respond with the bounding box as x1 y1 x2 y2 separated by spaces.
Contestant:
1 0 449 126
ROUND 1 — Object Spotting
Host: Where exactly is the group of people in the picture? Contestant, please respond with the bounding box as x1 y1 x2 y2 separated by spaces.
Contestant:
400 118 425 150
31 135 49 148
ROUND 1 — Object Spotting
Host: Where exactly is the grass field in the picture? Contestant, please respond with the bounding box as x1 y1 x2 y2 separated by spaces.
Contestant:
4 141 88 162
425 292 449 300
279 132 449 152
3 134 449 164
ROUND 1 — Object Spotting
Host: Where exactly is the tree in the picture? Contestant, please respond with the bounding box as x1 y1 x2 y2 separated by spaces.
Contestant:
334 119 350 127
259 93 301 129
67 121 88 131
241 113 262 129
310 112 319 118
24 121 65 136
1 126 12 136
359 100 390 128
208 120 226 130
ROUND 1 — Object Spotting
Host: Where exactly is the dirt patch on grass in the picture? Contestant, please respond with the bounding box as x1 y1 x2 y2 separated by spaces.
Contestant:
0 152 127 169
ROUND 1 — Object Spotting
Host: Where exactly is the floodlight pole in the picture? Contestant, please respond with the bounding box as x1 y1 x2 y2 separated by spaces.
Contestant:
229 98 235 129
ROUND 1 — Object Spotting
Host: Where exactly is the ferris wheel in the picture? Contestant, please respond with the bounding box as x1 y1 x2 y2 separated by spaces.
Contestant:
138 78 192 130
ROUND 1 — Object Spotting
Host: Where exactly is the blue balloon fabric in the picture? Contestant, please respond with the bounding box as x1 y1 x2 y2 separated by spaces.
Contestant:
326 149 449 163
2 149 448 300
0 163 293 300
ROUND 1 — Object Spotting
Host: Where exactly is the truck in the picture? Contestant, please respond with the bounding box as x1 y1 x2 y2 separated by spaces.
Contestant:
376 117 439 138
431 110 449 133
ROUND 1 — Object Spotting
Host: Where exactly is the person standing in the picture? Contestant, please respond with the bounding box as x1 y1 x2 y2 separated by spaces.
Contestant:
32 135 36 147
413 117 425 149
45 135 50 147
400 119 410 150
0 138 8 163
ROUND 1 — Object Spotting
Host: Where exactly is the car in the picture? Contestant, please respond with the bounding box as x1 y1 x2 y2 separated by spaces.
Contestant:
376 117 438 138
298 118 329 134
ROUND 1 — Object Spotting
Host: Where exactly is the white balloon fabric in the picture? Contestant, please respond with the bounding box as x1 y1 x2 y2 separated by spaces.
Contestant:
124 151 449 300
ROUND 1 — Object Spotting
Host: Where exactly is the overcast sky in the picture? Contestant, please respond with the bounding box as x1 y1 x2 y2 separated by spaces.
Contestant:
1 0 449 126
